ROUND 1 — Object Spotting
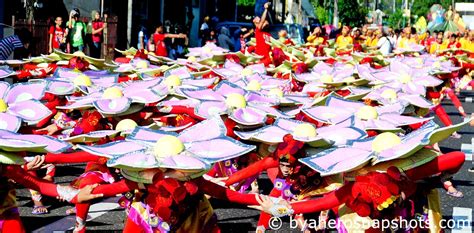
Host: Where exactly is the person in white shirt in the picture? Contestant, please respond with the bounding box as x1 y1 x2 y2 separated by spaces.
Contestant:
375 27 392 55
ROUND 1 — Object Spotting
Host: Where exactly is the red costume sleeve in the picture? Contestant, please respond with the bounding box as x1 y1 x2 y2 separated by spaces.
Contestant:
194 177 259 205
3 165 71 201
44 151 103 164
225 156 279 186
165 106 206 121
91 179 139 197
289 152 465 214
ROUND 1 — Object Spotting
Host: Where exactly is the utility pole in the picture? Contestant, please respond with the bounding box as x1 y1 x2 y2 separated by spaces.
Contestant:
333 0 338 27
127 0 132 48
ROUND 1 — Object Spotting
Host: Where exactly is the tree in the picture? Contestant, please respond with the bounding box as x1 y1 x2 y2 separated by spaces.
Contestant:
387 8 404 28
337 0 367 27
237 0 256 6
316 6 329 25
25 0 35 22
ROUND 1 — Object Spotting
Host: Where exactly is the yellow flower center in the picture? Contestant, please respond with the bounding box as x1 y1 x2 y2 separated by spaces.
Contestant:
225 93 247 109
115 119 138 132
164 75 182 90
187 56 197 62
355 106 378 120
320 74 334 83
399 74 412 84
380 89 397 101
246 80 261 91
0 99 7 113
203 47 212 54
153 135 185 158
343 76 356 82
268 88 284 98
73 51 86 57
293 123 317 138
432 61 441 69
135 60 149 69
371 132 401 153
241 68 254 76
73 74 92 87
102 87 124 99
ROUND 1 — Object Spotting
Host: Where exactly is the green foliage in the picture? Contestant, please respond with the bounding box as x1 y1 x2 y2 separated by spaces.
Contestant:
387 8 404 28
316 6 329 25
337 0 368 27
238 0 256 7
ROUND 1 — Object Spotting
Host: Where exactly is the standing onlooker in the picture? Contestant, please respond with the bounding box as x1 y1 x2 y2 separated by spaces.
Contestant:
67 8 87 52
149 24 186 57
0 28 31 60
137 25 149 51
48 17 66 53
217 27 234 50
204 29 217 44
199 16 210 46
90 11 106 58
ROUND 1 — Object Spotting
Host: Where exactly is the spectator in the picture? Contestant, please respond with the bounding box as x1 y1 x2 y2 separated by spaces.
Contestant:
137 25 149 51
218 27 234 50
199 16 210 45
204 29 217 44
90 11 106 58
375 27 392 55
0 28 31 60
149 24 186 57
67 8 87 52
48 17 66 53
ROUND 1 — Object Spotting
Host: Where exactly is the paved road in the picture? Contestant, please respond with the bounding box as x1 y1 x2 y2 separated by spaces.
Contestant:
17 91 473 232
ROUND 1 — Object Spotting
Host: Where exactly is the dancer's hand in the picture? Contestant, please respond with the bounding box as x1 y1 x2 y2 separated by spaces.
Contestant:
76 184 104 203
248 194 273 212
25 155 45 171
37 124 59 136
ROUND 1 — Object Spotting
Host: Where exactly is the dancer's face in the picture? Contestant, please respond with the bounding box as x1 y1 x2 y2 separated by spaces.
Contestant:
279 162 293 177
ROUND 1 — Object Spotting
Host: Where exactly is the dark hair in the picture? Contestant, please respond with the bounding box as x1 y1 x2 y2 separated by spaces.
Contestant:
16 27 32 44
73 8 81 18
410 27 416 35
451 34 458 39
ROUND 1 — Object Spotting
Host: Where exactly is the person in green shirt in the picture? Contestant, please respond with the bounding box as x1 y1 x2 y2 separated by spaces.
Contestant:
67 8 87 52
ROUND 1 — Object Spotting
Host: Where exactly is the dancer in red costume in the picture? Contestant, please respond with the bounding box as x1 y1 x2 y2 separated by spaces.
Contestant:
254 2 272 66
0 161 103 233
251 151 465 231
225 134 305 231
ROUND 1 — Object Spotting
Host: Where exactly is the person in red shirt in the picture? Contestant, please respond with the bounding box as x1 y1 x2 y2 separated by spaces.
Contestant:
48 17 66 53
149 24 186 57
254 2 272 66
90 11 107 58
447 34 461 49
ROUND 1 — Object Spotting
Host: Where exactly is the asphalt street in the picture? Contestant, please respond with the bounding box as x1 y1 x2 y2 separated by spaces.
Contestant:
17 91 474 233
